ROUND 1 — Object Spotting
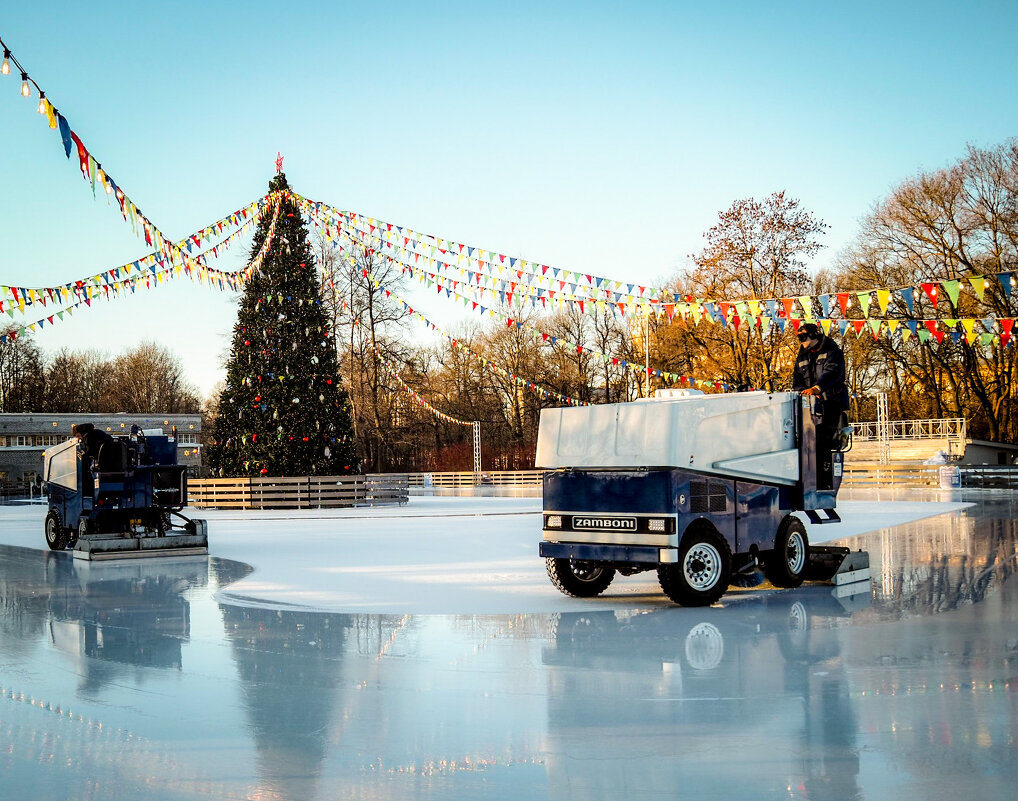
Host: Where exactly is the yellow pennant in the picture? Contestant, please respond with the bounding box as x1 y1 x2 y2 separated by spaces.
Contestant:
969 276 986 299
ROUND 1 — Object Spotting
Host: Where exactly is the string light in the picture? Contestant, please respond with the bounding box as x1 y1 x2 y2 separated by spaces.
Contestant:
36 89 45 114
1 48 10 75
20 70 29 97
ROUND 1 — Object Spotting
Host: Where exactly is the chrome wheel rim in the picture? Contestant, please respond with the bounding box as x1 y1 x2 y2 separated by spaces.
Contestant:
683 542 722 591
786 531 806 574
570 561 604 582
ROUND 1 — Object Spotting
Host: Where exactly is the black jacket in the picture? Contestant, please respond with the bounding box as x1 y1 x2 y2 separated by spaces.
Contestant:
81 428 117 469
792 335 850 416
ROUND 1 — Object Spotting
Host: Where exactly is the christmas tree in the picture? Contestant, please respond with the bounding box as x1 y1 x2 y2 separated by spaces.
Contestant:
206 172 359 476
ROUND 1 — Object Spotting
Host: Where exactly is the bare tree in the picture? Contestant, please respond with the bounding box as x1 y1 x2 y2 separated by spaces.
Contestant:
834 140 1018 439
0 328 45 412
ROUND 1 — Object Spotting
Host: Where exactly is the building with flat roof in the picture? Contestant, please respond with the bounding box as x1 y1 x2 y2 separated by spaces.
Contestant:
0 413 201 483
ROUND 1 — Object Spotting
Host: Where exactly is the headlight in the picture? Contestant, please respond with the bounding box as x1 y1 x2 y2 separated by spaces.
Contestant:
648 518 666 532
546 515 562 528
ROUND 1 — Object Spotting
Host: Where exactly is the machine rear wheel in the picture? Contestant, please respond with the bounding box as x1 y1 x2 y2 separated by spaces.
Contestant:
77 516 92 543
546 557 616 597
658 524 732 606
766 516 809 588
44 510 68 551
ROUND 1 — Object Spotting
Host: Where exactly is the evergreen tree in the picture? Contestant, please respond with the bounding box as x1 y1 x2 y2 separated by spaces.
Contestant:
206 173 359 476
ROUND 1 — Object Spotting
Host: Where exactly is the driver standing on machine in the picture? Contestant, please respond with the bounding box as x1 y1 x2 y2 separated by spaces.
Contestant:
792 323 850 489
72 423 115 492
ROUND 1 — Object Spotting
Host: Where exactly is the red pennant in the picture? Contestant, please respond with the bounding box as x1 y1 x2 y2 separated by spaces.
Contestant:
921 283 939 304
836 293 850 316
791 319 802 333
853 320 866 335
782 298 795 318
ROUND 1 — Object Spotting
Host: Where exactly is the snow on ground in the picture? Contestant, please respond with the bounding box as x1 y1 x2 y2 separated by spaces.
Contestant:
0 494 970 614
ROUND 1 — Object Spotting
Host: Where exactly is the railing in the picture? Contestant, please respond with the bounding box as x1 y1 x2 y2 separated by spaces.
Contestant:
842 463 1018 488
0 480 36 503
189 474 408 510
958 466 1018 489
852 418 966 441
408 470 545 488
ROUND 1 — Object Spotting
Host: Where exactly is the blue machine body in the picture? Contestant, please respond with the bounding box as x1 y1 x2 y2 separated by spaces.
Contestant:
539 394 845 577
47 435 186 533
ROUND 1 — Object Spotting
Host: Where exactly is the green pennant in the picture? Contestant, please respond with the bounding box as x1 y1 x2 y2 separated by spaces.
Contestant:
941 279 960 306
917 329 931 342
856 292 872 318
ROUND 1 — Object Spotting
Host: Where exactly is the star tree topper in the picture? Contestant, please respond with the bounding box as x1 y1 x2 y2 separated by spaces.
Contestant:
275 151 284 173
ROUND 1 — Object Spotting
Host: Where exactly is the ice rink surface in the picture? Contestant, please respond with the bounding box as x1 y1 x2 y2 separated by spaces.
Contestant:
0 487 1015 800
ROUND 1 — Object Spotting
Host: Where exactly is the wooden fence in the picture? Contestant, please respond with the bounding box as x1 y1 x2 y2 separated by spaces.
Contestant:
407 470 546 488
406 465 1018 490
189 474 408 510
186 465 1018 508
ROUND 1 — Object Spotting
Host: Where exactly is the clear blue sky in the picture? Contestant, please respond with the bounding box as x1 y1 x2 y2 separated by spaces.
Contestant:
1 0 1016 394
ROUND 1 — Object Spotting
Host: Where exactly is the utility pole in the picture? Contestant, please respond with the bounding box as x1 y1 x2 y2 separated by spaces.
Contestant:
877 392 890 465
472 421 481 476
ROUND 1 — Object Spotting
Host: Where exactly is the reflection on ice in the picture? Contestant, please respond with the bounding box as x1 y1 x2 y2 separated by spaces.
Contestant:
0 491 1015 800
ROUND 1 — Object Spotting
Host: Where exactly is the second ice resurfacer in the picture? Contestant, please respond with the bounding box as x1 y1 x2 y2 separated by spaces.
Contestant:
42 427 208 561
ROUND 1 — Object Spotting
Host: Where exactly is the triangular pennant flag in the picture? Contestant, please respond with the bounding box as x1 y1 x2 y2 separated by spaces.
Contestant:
941 279 960 306
876 288 891 314
855 292 872 318
798 296 813 320
968 276 986 300
899 286 915 316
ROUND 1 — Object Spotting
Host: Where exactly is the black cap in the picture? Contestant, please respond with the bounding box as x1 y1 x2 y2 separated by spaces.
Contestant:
799 322 820 337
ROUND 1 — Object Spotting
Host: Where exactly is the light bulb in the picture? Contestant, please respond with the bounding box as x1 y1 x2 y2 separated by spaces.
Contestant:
1 50 10 76
20 72 30 97
37 91 46 114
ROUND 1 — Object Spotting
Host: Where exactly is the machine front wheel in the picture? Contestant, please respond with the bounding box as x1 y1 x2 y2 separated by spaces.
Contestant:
546 558 616 597
658 524 732 606
44 510 68 551
766 516 810 588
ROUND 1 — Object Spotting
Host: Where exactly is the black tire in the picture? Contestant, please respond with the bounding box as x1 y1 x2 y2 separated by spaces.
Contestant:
658 524 732 606
766 516 810 588
77 516 92 543
545 557 616 598
44 510 68 551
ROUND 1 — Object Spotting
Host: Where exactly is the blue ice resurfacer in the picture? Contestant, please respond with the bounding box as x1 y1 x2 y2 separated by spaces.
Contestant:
42 428 208 561
536 390 869 606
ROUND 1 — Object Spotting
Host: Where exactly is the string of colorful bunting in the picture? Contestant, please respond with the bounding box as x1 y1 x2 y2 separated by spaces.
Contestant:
0 199 282 341
375 352 474 427
292 191 1016 325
